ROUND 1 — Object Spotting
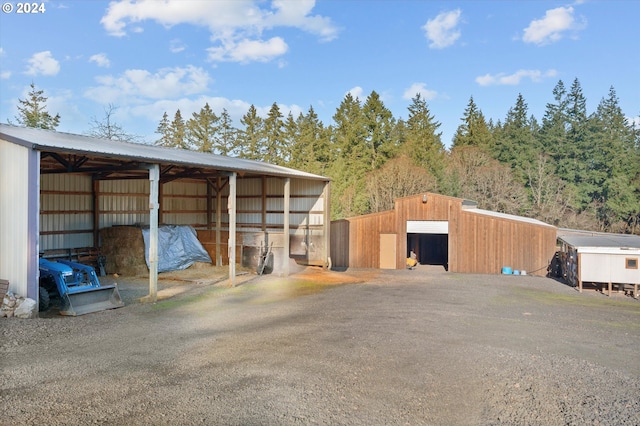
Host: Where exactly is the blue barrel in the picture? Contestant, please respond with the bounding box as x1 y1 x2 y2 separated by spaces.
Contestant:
502 266 512 275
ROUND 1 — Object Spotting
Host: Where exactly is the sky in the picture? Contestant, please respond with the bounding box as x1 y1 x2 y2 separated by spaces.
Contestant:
1 0 638 148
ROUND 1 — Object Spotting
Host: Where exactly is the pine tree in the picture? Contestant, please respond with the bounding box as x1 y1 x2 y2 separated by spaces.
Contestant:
187 103 219 153
217 108 237 156
452 96 492 149
330 93 368 218
404 93 445 182
172 110 189 149
263 102 286 165
587 87 638 231
155 112 171 147
14 82 60 129
237 105 264 160
492 94 539 180
361 91 397 170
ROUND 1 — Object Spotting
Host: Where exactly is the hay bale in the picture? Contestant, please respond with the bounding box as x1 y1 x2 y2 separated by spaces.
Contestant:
100 226 148 276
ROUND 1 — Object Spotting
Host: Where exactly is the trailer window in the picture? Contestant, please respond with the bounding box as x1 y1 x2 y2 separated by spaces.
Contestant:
626 258 638 269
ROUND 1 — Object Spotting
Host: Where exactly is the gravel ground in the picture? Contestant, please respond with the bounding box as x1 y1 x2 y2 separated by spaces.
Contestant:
1 266 639 425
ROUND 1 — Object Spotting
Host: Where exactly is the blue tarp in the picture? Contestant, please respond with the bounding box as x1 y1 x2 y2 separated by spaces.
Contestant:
142 225 212 273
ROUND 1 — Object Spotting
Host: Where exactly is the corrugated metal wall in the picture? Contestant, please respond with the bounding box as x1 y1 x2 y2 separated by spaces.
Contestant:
0 140 32 295
38 173 328 266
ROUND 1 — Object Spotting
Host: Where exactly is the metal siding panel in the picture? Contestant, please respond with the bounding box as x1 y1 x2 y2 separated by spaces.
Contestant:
0 140 30 295
407 220 449 234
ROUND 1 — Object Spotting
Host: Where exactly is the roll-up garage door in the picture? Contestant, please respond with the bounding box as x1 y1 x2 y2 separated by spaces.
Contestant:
406 220 448 234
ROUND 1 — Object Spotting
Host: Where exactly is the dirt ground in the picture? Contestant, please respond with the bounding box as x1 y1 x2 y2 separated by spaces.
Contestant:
1 265 639 425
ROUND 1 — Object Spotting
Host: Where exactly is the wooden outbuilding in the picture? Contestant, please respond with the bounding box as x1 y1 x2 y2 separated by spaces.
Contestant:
331 192 556 276
0 124 331 308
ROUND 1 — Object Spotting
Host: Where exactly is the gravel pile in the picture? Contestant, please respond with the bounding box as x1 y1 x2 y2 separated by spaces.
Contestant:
1 267 638 425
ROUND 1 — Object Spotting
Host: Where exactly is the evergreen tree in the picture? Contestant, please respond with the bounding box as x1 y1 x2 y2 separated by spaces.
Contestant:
187 103 219 153
452 96 492 149
492 94 539 180
155 112 171 146
14 82 60 129
168 110 188 149
361 91 397 170
404 93 445 182
263 102 286 165
237 105 264 160
329 93 368 218
587 87 638 231
290 106 331 175
282 112 299 167
216 108 237 156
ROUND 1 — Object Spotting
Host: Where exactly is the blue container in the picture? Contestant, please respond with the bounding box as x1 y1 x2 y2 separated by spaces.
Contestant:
513 270 520 275
502 266 512 275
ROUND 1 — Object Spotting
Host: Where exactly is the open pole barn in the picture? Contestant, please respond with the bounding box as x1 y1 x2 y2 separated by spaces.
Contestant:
0 124 331 309
556 230 640 297
331 192 556 276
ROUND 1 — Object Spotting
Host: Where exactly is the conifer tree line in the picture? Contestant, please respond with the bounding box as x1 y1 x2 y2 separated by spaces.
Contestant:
155 78 639 234
11 81 640 234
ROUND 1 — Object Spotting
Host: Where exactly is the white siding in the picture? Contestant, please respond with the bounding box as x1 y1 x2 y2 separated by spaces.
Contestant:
580 252 640 284
0 140 31 296
407 220 449 234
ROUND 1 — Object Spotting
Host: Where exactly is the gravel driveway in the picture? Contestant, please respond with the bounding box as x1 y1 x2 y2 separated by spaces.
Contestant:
1 266 639 425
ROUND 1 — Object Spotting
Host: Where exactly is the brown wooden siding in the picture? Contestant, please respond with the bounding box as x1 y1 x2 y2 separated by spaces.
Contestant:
332 192 557 277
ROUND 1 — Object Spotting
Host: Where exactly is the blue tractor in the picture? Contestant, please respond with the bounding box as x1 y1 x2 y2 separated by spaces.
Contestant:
39 258 124 316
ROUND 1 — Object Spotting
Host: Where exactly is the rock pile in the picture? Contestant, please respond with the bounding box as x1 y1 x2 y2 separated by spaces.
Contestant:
1 291 36 318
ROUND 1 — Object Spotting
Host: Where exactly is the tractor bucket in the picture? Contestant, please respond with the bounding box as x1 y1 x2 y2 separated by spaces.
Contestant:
60 284 124 316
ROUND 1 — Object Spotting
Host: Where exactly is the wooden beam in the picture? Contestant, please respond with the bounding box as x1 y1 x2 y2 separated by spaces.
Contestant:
148 164 160 302
92 178 100 248
216 176 222 266
228 172 237 286
284 178 290 277
323 181 331 269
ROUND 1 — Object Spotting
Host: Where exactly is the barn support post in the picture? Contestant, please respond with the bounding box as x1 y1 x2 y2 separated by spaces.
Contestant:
228 172 237 286
283 178 290 277
92 178 100 248
216 176 222 267
261 176 267 232
148 164 160 302
323 181 331 269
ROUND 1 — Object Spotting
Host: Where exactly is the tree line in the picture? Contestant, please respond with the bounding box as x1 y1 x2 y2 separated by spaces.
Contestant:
11 80 640 234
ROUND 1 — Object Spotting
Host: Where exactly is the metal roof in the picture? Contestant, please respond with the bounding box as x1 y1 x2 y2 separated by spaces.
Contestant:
0 124 329 181
557 229 640 249
465 207 555 228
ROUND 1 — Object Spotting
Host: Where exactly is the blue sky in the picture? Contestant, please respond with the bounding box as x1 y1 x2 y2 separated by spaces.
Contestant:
1 0 638 148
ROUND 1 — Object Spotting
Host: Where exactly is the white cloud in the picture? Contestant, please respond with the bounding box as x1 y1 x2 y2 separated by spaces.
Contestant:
423 9 462 49
346 86 363 100
207 37 288 63
522 6 586 45
169 39 186 53
403 83 438 101
475 69 558 86
89 53 111 68
100 0 338 63
0 48 8 79
25 51 60 76
84 65 211 103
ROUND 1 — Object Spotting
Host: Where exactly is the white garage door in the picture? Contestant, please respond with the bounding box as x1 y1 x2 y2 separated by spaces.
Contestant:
407 220 449 234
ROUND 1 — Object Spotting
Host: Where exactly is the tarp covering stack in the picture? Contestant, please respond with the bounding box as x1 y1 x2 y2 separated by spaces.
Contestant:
142 225 212 273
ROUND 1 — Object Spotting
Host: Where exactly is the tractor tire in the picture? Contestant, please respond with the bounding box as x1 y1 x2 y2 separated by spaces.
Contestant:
38 287 50 312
